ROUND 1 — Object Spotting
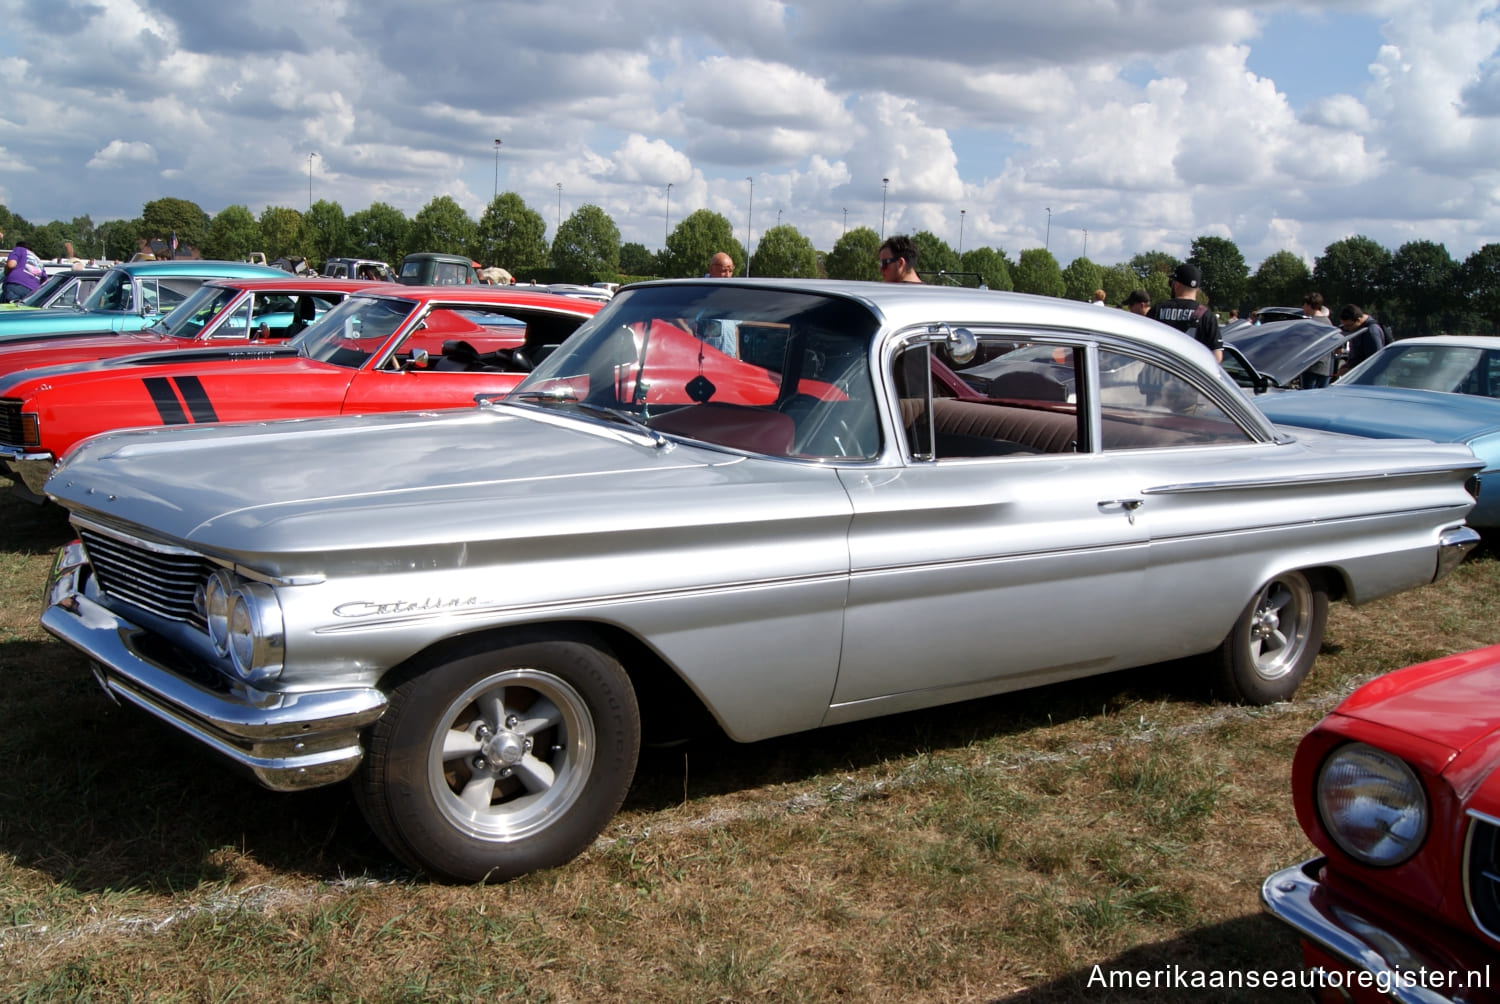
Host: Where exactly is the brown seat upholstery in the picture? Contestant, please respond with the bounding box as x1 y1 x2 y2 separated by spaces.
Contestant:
650 403 796 455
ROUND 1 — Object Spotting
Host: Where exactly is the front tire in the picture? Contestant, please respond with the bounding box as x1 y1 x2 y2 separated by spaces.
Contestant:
355 635 640 883
1214 571 1327 705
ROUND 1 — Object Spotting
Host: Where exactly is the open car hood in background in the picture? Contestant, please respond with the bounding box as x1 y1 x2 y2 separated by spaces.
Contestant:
1223 319 1349 386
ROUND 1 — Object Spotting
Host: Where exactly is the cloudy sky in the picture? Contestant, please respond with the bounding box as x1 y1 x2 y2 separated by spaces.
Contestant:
1 0 1498 270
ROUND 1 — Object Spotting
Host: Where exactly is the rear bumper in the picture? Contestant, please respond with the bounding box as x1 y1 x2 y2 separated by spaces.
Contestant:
1263 859 1497 1004
1437 525 1482 581
43 544 386 791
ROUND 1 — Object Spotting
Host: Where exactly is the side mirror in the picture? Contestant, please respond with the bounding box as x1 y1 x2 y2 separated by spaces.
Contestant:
408 347 430 371
935 325 978 366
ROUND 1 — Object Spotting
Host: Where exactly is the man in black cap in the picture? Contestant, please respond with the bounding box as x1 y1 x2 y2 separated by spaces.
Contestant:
1148 263 1221 361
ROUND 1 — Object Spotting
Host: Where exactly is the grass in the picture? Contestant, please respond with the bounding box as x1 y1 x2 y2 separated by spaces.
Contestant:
1 483 1497 1001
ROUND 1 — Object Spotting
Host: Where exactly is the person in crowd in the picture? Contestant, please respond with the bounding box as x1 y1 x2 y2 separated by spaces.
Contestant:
1336 304 1388 376
1124 289 1151 315
1227 308 1239 321
1299 292 1336 388
708 252 735 278
1147 263 1221 361
1 241 45 303
878 235 922 283
1091 288 1107 306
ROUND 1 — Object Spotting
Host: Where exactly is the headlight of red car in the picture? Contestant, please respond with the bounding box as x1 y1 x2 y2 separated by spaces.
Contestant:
1316 742 1429 866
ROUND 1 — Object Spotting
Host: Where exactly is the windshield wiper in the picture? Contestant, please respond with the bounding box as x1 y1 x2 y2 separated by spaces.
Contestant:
506 392 665 446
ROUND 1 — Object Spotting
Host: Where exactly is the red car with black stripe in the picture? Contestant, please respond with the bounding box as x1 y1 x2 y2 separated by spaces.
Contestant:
0 277 374 378
0 286 603 500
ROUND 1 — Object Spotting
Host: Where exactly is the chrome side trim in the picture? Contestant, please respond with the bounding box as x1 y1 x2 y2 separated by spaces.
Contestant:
42 591 385 792
1262 860 1475 1004
1146 462 1486 496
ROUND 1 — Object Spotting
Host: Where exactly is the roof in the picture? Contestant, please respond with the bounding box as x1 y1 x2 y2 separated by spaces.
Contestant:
201 277 386 293
354 285 604 312
626 278 1218 363
110 260 287 278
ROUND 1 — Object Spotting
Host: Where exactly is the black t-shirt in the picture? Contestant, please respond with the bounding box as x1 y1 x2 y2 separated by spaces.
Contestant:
1147 298 1222 352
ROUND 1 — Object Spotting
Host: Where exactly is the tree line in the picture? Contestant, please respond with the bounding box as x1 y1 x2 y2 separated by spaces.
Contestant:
3 197 1495 336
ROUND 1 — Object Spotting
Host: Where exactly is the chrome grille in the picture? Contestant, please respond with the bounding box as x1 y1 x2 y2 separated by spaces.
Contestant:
79 528 215 629
0 401 26 447
1466 811 1500 943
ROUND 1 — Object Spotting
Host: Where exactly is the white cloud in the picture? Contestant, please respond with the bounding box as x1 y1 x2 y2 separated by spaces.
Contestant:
87 140 159 168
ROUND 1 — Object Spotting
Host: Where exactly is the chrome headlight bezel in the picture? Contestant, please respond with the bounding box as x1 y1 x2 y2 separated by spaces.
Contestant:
227 580 285 685
1316 742 1429 867
201 568 236 657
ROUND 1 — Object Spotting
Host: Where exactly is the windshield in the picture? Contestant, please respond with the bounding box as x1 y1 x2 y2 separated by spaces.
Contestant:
287 294 415 368
83 269 135 312
155 284 239 338
511 283 882 460
1342 343 1500 396
21 273 72 307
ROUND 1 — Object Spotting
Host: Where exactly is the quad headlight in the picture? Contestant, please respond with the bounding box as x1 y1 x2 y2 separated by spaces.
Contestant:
197 569 284 685
1316 743 1428 867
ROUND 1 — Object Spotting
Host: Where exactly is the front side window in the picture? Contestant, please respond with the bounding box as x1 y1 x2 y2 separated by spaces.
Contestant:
85 270 135 312
512 284 881 460
290 295 415 368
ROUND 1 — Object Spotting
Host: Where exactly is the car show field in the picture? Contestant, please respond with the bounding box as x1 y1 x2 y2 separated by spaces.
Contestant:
2 479 1498 1001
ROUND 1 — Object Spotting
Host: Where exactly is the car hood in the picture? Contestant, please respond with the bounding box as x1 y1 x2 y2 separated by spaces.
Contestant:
1222 319 1347 384
47 405 850 570
1255 384 1500 446
0 327 178 361
1334 647 1500 758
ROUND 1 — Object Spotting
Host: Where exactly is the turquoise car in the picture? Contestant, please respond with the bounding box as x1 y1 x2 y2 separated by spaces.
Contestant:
0 259 284 342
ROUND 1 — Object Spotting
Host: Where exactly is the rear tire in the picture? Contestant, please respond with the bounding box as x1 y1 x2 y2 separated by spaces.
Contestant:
355 634 640 883
1214 571 1327 705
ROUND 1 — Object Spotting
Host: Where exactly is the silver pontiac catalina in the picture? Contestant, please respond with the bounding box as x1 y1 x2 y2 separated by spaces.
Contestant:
41 279 1482 882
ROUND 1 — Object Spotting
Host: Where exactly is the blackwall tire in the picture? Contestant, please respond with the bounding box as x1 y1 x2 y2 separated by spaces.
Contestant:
355 636 640 883
1214 571 1327 705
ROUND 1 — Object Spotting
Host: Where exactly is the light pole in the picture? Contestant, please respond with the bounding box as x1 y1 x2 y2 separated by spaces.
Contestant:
842 208 847 235
1082 228 1088 258
881 178 889 240
744 176 753 277
1044 207 1051 253
493 139 502 201
664 182 672 245
308 152 317 210
958 209 966 257
555 182 563 232
776 208 782 228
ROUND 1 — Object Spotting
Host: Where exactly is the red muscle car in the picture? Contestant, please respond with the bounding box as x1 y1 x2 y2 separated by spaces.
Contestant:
0 286 603 499
1263 645 1500 1003
0 277 373 379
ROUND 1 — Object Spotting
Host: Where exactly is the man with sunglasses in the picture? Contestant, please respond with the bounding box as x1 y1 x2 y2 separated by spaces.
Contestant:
877 235 922 283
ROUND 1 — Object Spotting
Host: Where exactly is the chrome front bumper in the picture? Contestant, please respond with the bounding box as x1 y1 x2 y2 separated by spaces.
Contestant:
0 445 54 498
43 545 387 791
1263 859 1490 1004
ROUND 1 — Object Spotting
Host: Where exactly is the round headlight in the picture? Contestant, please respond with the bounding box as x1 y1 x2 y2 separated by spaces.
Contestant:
1316 743 1428 867
203 569 236 656
227 581 285 685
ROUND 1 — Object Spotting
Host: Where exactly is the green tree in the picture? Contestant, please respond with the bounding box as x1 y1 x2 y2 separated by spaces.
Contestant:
1062 257 1105 302
0 205 33 248
303 200 349 267
748 225 819 278
29 221 73 259
961 247 1013 291
618 241 656 276
140 197 209 253
258 206 305 262
1247 250 1312 310
203 205 261 261
409 196 476 256
1313 235 1391 313
473 193 548 275
1100 263 1138 305
1462 244 1500 334
1188 235 1248 310
909 230 960 277
662 210 743 278
825 227 881 281
1129 250 1177 282
68 215 98 260
1012 248 1066 297
550 204 620 283
348 202 409 267
96 219 140 261
1387 239 1458 336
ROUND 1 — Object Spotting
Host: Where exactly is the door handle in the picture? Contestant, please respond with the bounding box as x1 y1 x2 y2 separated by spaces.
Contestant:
1097 498 1144 524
